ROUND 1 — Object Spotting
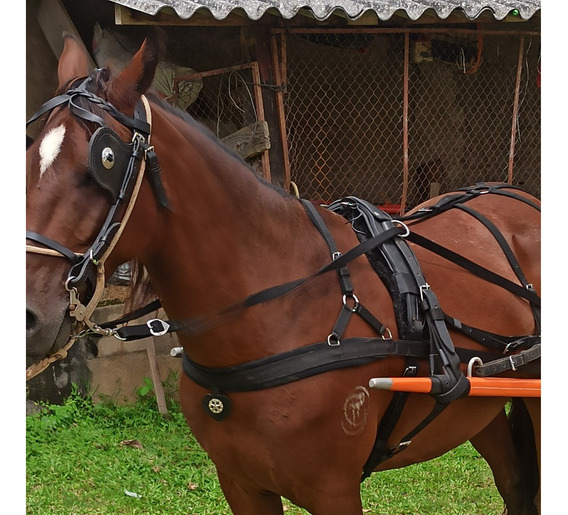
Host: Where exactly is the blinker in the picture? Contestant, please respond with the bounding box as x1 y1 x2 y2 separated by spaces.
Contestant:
88 127 132 201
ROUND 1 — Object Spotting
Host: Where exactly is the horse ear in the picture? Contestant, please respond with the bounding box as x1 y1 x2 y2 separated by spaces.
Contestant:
108 28 165 112
57 32 92 91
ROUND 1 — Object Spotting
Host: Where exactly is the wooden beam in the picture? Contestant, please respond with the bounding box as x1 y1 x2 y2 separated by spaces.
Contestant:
222 121 271 160
241 27 288 188
36 0 95 65
250 62 272 181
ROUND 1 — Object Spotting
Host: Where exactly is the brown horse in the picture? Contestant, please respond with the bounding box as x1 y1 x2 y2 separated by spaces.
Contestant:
26 32 540 514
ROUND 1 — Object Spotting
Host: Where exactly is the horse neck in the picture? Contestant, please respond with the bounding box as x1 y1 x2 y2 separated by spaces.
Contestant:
141 102 309 325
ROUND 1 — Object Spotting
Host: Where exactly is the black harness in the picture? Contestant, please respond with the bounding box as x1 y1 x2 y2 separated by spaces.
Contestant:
100 183 540 479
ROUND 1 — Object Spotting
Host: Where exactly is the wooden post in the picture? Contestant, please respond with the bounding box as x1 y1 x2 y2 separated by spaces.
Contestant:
250 62 272 181
508 36 525 185
400 33 410 215
242 27 288 189
270 32 291 193
142 311 168 415
146 336 168 415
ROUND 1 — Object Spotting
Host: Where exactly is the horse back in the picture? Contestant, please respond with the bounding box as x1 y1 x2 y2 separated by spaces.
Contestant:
405 186 540 345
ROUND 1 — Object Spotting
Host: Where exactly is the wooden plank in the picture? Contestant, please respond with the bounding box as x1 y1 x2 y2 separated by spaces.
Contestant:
146 336 168 415
36 0 95 65
428 182 441 199
250 62 271 181
222 121 270 160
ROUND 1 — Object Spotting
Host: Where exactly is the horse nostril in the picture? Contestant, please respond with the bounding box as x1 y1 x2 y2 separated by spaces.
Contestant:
26 309 39 333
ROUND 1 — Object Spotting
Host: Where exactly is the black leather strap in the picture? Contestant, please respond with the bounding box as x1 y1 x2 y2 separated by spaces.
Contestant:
182 337 429 393
26 231 78 262
110 227 404 341
406 231 540 307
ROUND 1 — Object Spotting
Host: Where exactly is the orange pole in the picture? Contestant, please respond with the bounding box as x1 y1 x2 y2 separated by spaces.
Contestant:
369 376 540 397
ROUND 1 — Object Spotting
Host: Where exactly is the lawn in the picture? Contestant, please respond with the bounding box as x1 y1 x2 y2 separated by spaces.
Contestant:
26 386 504 514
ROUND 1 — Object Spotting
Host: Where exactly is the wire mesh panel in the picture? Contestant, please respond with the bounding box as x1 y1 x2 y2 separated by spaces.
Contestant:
283 32 405 205
184 64 269 178
280 29 540 211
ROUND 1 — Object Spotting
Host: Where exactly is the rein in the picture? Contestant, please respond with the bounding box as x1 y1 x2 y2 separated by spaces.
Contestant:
26 78 156 380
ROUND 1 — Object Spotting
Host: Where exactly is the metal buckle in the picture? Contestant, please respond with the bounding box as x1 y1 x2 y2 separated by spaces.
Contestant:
327 333 341 346
419 283 431 301
147 319 170 337
342 293 360 312
132 131 146 145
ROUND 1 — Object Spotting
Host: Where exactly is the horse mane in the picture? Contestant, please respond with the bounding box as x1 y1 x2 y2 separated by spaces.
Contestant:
145 92 292 200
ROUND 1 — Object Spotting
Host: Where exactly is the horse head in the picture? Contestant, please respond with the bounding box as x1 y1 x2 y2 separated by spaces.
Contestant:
26 32 162 360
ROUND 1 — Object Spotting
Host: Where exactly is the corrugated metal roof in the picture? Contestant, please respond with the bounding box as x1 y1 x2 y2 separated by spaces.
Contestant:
110 0 541 22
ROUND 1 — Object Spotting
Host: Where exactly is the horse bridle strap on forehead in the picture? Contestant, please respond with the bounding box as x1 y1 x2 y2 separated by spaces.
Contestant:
26 78 158 380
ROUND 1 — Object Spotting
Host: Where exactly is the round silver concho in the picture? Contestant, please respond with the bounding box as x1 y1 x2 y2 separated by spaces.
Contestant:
101 147 115 169
208 398 224 414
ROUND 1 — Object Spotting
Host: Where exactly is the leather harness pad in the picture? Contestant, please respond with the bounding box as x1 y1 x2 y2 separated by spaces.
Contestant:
88 127 133 202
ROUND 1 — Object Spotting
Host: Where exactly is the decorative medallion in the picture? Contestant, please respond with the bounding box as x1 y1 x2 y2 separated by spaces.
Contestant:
201 393 232 421
101 147 115 169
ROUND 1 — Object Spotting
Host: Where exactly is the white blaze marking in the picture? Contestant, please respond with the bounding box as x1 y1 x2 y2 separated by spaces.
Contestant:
39 124 66 177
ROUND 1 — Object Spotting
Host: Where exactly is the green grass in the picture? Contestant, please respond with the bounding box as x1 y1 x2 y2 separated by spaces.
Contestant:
27 387 504 514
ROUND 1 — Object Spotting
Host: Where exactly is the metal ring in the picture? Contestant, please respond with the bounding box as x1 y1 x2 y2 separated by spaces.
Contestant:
392 220 410 237
342 293 360 312
64 276 78 292
112 329 127 341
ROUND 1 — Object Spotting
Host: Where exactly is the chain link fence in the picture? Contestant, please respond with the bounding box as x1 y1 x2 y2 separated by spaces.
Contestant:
278 29 540 212
185 63 270 179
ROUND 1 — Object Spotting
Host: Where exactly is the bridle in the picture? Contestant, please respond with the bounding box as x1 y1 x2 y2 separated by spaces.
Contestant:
26 76 161 379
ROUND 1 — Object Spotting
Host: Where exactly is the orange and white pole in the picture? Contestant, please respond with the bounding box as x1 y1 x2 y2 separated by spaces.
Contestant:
369 376 540 397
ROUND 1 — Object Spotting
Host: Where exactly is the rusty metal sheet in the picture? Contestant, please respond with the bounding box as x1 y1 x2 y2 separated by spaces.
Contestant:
110 0 540 21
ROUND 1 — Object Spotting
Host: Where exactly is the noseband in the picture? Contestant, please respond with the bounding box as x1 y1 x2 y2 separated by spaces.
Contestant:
26 76 162 379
